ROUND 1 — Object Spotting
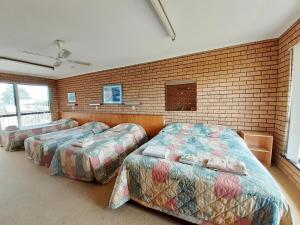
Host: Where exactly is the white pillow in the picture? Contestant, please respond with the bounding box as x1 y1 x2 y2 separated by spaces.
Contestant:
5 125 19 131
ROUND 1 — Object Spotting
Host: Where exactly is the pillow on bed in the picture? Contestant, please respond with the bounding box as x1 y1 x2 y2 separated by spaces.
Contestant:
161 123 205 135
112 123 140 132
5 125 19 131
111 124 126 132
81 122 109 134
54 118 79 127
162 122 234 138
53 119 68 124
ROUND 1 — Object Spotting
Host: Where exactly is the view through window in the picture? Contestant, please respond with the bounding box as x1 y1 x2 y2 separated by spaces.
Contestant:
0 83 18 129
0 83 51 129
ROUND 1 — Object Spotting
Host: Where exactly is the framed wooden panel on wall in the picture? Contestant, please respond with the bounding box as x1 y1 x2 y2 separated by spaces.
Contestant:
165 80 197 111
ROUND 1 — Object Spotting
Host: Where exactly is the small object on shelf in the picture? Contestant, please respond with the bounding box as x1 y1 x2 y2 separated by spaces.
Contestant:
124 101 141 110
89 103 102 110
239 131 273 167
67 103 77 110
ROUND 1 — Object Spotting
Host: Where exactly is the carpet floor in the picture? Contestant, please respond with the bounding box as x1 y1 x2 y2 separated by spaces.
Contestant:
0 150 299 225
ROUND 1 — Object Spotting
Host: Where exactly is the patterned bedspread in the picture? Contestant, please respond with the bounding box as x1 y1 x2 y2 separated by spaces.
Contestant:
49 123 148 184
25 122 110 167
0 119 78 152
109 123 292 225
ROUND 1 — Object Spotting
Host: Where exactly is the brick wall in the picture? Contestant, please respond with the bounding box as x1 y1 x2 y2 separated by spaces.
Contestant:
273 19 300 189
58 39 279 133
0 73 59 120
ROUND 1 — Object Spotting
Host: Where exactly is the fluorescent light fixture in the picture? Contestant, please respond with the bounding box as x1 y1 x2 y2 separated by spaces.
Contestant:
150 0 176 41
0 56 54 70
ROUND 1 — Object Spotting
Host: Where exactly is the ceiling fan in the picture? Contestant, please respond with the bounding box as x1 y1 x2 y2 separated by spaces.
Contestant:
23 40 91 67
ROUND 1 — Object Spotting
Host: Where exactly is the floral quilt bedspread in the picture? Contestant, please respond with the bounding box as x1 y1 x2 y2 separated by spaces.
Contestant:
49 123 148 184
109 123 292 225
0 119 78 152
25 122 110 167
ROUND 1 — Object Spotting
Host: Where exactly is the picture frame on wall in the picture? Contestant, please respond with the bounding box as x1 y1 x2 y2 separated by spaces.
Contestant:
67 92 77 103
103 84 123 104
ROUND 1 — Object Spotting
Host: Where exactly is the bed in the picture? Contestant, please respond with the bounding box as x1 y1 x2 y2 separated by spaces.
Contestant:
0 119 78 152
49 123 148 184
109 123 292 225
25 122 110 167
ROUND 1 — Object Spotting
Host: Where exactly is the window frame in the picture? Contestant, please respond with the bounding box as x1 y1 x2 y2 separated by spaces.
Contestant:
284 43 300 170
0 82 52 128
165 79 197 111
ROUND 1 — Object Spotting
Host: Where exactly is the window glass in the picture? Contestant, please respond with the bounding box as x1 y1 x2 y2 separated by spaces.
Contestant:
17 84 51 127
0 83 51 129
0 83 16 115
21 113 52 127
0 83 18 129
18 84 50 113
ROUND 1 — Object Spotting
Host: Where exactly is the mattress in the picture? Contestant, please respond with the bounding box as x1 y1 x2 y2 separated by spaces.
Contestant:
0 119 78 152
109 123 292 225
25 121 110 167
49 123 148 184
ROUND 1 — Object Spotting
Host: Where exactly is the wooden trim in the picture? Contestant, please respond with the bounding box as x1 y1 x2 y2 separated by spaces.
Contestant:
165 79 196 85
280 154 300 172
279 18 300 39
60 111 165 138
288 38 300 51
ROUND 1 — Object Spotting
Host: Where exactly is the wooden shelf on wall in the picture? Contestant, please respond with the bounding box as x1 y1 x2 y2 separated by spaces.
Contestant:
240 130 273 167
248 145 270 153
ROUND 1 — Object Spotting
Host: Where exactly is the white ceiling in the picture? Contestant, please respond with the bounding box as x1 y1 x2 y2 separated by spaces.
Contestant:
0 0 299 79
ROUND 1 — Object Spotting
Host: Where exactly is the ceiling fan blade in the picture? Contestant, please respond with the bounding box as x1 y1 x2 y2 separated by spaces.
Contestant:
22 51 56 59
55 40 65 49
67 59 91 66
54 60 63 67
61 49 72 58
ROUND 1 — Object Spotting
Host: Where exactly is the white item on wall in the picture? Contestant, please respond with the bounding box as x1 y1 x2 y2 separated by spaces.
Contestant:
124 101 141 111
89 103 101 110
67 103 77 110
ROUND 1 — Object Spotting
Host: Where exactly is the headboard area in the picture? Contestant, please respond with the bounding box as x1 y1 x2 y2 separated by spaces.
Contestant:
60 111 165 138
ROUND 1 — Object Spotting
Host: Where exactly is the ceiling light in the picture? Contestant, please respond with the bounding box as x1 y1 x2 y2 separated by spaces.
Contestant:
150 0 176 41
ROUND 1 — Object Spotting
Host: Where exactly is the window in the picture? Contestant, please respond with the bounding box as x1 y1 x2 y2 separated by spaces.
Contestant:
0 83 18 129
0 83 51 129
165 80 197 111
286 43 300 168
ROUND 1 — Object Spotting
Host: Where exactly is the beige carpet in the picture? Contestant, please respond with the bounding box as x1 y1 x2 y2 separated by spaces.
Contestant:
0 150 299 225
